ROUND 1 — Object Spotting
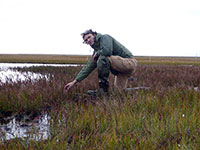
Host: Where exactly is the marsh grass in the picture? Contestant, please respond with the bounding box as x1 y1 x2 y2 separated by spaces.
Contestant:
1 61 200 149
1 90 199 149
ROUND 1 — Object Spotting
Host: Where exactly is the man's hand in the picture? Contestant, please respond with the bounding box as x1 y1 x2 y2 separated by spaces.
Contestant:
93 53 99 62
64 80 77 93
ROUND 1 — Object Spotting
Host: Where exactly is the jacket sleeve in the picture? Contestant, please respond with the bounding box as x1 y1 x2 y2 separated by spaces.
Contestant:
75 56 97 82
96 34 113 57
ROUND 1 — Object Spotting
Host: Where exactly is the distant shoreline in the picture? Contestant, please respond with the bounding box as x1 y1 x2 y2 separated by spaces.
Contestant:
0 54 199 65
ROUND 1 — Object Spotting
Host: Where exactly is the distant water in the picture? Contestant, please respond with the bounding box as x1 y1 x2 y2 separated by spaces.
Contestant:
0 63 79 83
0 63 78 69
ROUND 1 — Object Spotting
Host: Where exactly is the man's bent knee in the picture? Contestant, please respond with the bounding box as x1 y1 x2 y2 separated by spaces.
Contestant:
109 56 137 74
97 55 111 68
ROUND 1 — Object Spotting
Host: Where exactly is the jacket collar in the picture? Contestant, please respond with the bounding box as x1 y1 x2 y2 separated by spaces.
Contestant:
92 33 101 49
95 33 101 41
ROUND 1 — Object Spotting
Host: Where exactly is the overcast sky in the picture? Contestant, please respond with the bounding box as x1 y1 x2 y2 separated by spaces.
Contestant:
0 0 200 56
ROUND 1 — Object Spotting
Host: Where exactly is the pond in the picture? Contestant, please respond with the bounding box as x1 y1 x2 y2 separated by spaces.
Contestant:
0 114 50 141
0 63 78 141
0 63 78 83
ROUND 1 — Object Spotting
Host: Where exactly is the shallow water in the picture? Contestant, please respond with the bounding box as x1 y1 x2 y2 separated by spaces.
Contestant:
0 63 78 83
0 63 77 141
0 114 51 141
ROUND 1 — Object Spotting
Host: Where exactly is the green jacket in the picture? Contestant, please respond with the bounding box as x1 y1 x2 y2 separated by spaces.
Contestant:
75 33 134 82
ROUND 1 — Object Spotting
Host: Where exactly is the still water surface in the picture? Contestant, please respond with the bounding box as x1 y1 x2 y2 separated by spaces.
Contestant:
0 63 77 83
0 114 50 141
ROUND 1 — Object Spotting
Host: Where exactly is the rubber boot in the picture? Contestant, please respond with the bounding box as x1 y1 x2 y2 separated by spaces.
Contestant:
87 55 110 98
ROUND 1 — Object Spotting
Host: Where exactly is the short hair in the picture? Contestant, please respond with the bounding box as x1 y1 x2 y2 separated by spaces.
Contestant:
81 29 97 38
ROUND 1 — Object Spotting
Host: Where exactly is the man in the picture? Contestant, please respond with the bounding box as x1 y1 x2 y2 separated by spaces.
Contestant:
64 29 137 97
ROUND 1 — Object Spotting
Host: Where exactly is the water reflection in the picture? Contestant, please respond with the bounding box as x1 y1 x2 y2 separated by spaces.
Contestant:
0 114 50 141
0 69 48 83
0 63 77 69
0 63 77 83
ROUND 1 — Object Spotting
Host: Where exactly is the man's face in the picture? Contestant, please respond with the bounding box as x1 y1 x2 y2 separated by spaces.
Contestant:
83 33 95 46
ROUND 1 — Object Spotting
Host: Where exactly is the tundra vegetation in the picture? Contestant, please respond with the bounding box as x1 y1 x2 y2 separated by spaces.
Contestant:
0 54 200 149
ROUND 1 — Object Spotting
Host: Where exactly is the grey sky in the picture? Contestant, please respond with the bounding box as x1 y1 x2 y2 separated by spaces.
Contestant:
0 0 200 56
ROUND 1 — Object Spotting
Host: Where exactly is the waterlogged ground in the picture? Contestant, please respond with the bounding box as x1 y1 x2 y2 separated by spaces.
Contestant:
0 62 200 149
0 63 79 141
0 114 50 141
0 63 78 83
